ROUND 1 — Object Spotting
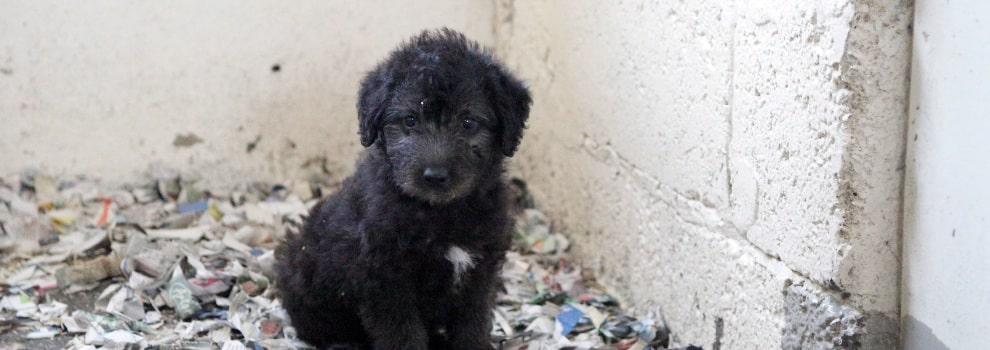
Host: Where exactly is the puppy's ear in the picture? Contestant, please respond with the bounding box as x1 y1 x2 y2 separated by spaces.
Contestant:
357 65 394 147
486 65 532 157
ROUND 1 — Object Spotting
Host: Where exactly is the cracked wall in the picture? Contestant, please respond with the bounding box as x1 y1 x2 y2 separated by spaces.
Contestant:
496 0 912 348
0 1 495 186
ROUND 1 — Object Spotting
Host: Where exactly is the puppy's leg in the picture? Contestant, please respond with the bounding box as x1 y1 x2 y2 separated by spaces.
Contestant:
358 280 428 350
446 277 497 350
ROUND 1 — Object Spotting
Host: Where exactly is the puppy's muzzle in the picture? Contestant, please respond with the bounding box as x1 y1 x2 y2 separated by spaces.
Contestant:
422 167 451 187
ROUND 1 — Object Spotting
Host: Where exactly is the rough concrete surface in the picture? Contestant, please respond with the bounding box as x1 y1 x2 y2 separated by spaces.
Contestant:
783 281 863 348
0 0 495 186
496 0 911 348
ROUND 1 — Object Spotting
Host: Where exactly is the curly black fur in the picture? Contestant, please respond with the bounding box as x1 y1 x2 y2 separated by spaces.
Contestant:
276 28 531 350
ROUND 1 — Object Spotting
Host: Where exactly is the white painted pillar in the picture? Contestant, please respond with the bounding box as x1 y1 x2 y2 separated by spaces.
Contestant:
902 0 990 348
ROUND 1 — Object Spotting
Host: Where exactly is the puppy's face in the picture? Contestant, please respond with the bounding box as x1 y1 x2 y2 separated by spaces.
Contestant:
381 85 497 204
356 29 531 205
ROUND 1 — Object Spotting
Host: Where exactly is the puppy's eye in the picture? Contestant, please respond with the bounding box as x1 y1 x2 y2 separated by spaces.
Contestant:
461 118 478 131
404 115 418 128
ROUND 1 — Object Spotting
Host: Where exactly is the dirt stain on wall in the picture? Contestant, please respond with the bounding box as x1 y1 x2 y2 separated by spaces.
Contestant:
172 133 204 148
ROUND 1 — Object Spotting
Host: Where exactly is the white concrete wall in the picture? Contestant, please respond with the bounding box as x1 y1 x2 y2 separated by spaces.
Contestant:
0 0 494 184
902 0 990 348
496 0 912 348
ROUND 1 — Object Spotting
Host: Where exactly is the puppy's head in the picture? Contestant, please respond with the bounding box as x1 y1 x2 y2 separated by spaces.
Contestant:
356 29 531 205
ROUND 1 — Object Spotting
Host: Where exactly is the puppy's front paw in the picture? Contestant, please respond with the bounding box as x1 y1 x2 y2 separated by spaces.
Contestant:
452 342 495 350
372 337 428 350
366 318 428 350
449 328 496 350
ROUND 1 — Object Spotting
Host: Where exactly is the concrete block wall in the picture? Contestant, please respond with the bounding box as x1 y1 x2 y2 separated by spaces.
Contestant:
496 0 912 348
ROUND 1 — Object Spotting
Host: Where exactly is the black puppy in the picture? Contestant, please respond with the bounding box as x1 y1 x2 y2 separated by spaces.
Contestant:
275 29 531 350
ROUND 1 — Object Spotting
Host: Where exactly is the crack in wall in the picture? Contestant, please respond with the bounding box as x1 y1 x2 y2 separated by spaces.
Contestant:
724 1 737 209
576 133 857 301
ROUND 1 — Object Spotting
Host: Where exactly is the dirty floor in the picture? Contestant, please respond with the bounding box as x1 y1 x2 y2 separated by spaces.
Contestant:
0 171 696 350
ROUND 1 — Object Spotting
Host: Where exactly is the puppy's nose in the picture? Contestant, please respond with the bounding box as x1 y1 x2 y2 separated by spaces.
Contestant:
422 167 450 186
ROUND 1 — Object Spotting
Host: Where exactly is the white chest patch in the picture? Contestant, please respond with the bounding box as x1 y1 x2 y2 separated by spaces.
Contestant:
445 246 476 285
